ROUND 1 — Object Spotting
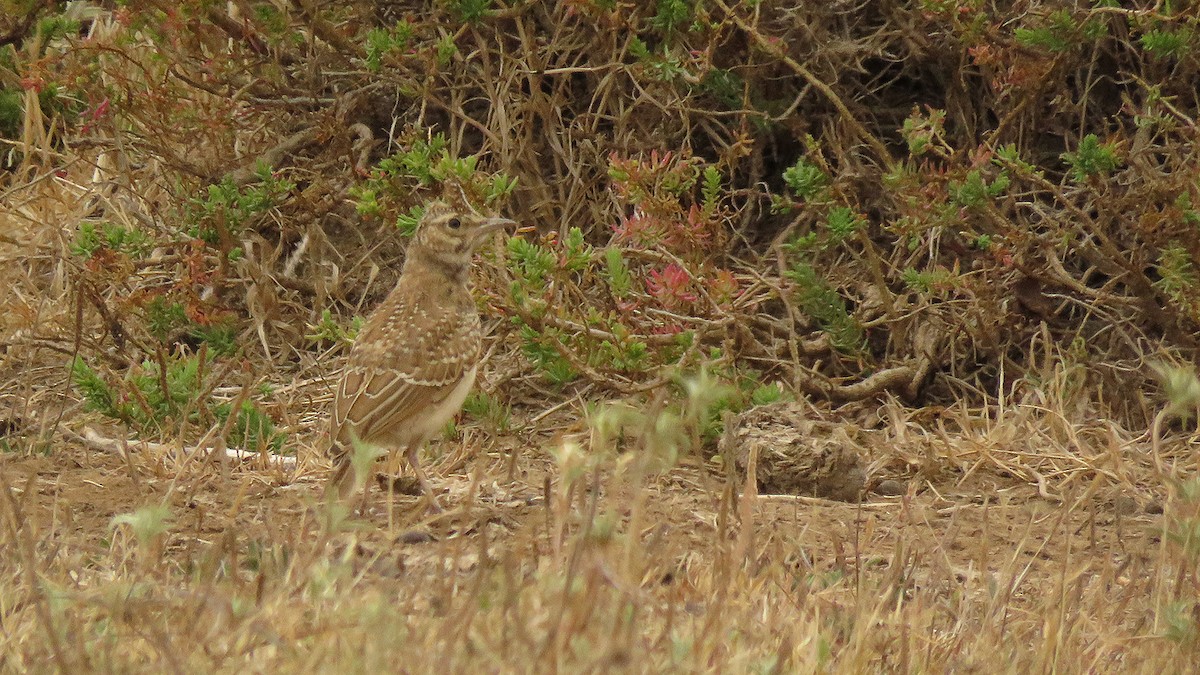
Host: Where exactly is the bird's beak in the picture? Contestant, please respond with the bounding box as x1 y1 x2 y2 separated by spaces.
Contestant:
470 214 518 247
474 217 517 246
480 217 517 234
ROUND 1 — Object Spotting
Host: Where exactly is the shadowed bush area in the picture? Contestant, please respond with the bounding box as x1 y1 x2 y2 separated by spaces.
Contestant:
3 0 1198 429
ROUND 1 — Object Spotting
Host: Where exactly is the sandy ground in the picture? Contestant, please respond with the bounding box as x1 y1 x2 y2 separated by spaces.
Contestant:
3 419 1164 612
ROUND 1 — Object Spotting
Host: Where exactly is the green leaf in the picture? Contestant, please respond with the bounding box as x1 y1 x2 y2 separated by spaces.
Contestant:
782 159 828 200
1061 134 1120 181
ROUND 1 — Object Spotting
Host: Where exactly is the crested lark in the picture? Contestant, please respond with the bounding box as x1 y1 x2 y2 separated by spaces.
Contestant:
326 200 514 508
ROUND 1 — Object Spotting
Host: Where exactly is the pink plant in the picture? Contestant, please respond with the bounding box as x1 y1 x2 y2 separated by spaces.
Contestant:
645 264 697 310
613 204 716 256
613 207 668 247
607 150 724 259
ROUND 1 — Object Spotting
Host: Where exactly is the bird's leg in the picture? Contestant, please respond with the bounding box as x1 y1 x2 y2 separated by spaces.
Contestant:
406 444 443 513
382 449 399 530
326 444 371 514
355 460 378 516
325 455 352 503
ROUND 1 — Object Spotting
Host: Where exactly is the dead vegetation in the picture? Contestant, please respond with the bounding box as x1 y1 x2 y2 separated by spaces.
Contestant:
2 1 1200 671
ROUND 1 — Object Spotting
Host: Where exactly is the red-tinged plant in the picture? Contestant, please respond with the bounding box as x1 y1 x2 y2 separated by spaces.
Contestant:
614 208 671 249
608 150 727 260
645 264 697 311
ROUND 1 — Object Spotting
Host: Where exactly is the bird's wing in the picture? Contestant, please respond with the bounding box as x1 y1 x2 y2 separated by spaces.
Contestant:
329 291 480 454
333 362 459 445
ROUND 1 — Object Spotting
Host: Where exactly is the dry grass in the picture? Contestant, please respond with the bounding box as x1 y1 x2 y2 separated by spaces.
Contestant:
1 397 1197 672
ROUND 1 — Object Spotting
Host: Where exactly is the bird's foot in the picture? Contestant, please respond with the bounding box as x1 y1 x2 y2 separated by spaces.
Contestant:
373 473 445 514
374 473 423 496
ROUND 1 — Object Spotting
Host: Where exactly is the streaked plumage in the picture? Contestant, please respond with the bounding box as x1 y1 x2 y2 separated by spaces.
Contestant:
326 201 514 508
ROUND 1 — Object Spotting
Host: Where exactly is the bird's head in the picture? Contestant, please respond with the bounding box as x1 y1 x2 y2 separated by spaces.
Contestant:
406 201 516 275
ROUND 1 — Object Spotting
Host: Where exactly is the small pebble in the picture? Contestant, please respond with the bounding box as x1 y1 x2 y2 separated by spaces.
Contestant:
398 529 435 544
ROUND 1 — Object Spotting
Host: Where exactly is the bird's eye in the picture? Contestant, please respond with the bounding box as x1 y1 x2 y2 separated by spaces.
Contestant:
447 218 462 229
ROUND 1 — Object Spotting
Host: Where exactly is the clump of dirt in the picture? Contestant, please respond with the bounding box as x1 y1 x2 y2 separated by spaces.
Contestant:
721 402 866 501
